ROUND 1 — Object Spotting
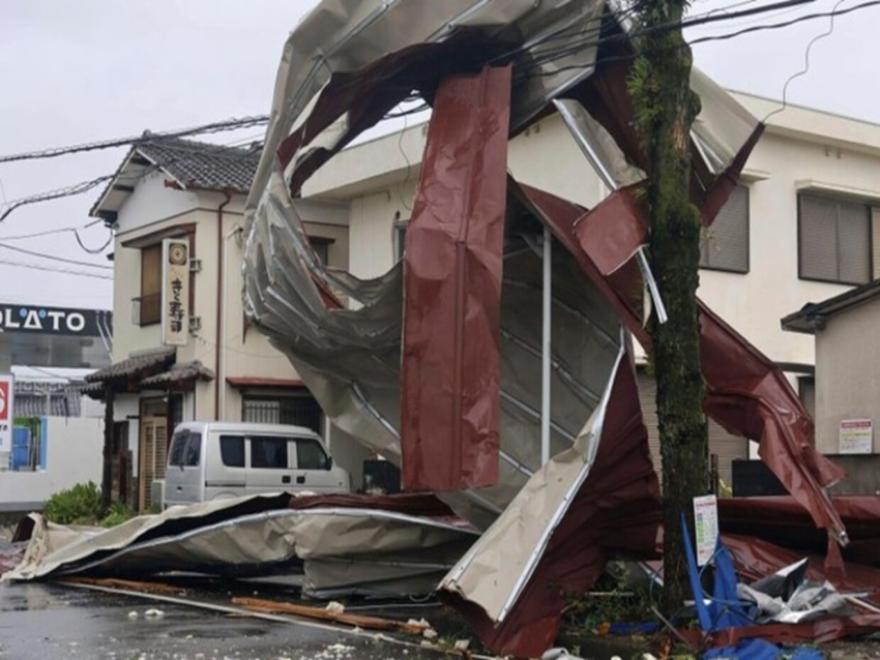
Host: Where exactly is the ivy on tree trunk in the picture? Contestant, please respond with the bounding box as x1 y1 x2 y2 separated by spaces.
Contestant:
628 0 709 615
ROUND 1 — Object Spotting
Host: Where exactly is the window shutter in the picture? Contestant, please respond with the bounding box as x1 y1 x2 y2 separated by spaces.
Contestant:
837 199 870 284
799 195 840 281
701 185 749 272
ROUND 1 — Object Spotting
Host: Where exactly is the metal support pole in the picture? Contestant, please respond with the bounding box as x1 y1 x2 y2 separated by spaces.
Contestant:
541 226 552 466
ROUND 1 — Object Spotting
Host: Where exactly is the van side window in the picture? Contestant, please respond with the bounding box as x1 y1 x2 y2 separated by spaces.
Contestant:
182 433 201 467
297 439 330 470
168 433 187 467
251 436 288 469
220 435 245 468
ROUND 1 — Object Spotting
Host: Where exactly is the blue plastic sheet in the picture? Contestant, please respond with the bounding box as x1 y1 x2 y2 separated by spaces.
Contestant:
682 512 753 632
704 639 824 660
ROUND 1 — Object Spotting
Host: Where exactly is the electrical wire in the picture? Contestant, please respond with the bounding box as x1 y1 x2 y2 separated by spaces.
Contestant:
762 0 849 123
0 115 269 165
688 0 878 44
0 258 112 280
509 0 879 82
0 242 112 269
73 229 114 255
0 219 102 242
0 132 263 224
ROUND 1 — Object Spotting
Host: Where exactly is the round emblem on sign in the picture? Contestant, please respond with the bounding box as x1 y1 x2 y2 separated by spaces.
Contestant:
169 244 188 265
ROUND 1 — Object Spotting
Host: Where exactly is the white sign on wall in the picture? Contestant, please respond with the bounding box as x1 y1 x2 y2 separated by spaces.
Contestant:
839 419 873 454
0 375 14 453
161 238 190 347
693 494 719 566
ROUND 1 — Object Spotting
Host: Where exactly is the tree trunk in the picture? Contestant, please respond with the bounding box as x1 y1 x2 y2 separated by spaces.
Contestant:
628 1 709 615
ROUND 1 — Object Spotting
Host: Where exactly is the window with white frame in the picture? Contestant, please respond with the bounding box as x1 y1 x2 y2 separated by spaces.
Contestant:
699 184 749 273
798 193 873 285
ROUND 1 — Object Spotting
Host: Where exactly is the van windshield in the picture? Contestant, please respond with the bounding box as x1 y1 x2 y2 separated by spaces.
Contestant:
168 430 201 467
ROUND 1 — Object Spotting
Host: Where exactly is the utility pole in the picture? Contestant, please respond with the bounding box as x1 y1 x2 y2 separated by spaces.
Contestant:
628 0 709 614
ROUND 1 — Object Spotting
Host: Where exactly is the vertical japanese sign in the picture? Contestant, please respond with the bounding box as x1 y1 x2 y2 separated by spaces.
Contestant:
0 375 14 452
839 419 873 454
693 494 719 566
161 238 189 346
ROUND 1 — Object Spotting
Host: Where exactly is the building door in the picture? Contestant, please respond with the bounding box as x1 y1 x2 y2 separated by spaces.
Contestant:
138 416 168 511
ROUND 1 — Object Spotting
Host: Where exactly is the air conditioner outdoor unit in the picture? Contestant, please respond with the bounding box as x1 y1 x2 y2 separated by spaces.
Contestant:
151 479 165 510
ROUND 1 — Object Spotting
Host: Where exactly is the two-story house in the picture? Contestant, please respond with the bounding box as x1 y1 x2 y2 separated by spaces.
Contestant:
297 93 880 487
84 137 365 510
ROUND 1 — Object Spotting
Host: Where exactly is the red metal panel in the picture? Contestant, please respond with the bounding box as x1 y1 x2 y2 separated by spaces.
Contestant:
518 180 847 540
400 65 512 492
443 348 662 658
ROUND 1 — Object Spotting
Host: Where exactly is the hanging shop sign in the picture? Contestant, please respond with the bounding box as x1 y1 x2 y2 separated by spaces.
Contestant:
161 238 190 347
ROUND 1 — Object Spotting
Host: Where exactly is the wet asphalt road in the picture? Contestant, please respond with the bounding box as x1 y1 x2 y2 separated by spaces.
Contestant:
0 582 451 660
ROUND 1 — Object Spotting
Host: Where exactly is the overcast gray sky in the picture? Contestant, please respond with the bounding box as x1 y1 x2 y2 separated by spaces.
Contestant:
0 0 875 310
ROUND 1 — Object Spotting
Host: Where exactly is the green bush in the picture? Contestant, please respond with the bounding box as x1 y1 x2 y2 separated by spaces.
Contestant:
43 481 102 525
100 501 134 528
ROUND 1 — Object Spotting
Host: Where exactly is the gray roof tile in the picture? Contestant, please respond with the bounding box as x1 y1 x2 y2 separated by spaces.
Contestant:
137 137 262 193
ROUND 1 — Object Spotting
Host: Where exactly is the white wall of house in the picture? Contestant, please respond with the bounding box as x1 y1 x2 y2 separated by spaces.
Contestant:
108 168 367 488
0 417 103 510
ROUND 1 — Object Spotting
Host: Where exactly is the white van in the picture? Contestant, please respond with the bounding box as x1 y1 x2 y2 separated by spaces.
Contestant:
163 422 351 507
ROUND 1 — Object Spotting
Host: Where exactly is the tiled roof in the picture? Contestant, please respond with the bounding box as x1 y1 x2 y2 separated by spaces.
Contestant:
90 136 262 218
137 137 262 193
140 361 215 388
85 347 176 383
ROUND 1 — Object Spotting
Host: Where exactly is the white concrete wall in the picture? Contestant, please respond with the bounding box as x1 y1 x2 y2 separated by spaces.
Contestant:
0 417 103 510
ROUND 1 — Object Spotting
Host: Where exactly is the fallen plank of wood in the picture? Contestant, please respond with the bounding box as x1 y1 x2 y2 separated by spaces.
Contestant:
59 577 186 595
232 597 428 635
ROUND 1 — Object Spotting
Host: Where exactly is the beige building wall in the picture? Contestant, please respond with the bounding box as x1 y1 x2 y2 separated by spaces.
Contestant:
813 299 880 454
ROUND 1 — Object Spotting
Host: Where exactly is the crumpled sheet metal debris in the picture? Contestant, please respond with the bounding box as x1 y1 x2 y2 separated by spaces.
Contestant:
237 0 847 656
564 177 847 540
720 496 880 565
439 342 661 658
401 65 511 492
245 174 624 529
4 493 479 599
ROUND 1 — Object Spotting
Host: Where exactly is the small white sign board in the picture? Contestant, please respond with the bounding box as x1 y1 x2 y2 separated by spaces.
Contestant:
0 375 14 453
693 494 719 566
161 238 190 347
839 419 872 454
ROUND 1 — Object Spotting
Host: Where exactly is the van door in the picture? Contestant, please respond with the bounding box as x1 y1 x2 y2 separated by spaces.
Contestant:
245 434 292 493
165 429 203 505
292 437 345 493
204 433 247 501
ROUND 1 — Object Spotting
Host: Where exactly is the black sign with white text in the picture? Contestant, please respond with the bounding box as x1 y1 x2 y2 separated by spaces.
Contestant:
0 304 111 337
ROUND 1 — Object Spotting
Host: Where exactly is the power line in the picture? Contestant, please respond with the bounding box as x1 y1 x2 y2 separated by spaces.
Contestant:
74 228 114 255
0 242 113 269
0 258 113 280
0 219 102 241
0 130 264 224
512 0 879 81
0 115 269 165
763 0 847 122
